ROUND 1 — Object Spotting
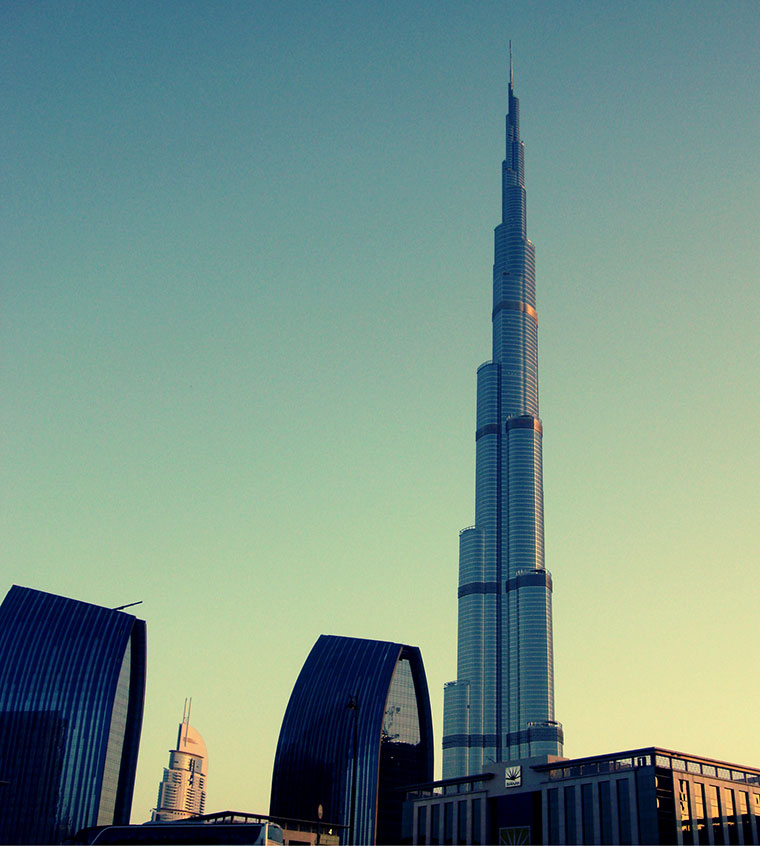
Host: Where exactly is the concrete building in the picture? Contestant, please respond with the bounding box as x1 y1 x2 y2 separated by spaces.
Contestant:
406 747 760 845
152 700 208 822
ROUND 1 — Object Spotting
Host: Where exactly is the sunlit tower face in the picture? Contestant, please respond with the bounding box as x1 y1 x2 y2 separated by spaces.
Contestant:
442 58 563 778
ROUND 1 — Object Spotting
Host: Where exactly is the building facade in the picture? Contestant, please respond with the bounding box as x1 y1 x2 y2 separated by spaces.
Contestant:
0 585 146 844
270 634 434 845
407 747 760 846
442 56 562 779
152 701 208 822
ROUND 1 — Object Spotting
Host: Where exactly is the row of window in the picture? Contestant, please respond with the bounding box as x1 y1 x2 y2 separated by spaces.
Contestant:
679 778 760 845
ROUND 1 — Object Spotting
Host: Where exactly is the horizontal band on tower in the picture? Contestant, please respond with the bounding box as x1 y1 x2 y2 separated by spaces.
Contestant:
476 416 542 440
505 570 553 592
458 582 499 598
442 734 500 750
505 722 564 748
505 415 542 434
492 299 538 322
475 423 500 441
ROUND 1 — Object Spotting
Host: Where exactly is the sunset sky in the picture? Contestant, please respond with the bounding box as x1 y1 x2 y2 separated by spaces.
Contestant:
3 0 759 822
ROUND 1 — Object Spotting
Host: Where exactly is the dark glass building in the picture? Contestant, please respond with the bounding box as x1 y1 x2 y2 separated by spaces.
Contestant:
270 635 434 845
0 585 146 844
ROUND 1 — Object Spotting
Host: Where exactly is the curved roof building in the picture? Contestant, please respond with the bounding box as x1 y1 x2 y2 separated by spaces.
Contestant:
270 635 433 845
0 585 146 844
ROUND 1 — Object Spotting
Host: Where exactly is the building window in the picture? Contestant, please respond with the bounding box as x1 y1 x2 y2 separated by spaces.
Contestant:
417 806 427 845
444 802 453 845
709 785 724 845
679 779 693 842
472 798 482 845
565 785 577 845
598 781 612 845
457 800 468 844
738 792 752 846
617 779 632 845
431 804 440 844
581 783 595 845
724 789 738 845
548 788 560 844
693 782 709 845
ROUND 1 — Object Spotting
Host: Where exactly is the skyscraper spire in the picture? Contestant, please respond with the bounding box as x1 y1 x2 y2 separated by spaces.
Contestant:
509 40 513 88
442 61 563 779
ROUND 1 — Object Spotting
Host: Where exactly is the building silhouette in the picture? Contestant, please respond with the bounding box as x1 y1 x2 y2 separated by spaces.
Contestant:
270 634 434 845
0 585 146 844
152 700 208 821
442 54 562 780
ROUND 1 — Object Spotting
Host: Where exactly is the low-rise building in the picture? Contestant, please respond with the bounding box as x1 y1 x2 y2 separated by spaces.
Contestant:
405 747 760 845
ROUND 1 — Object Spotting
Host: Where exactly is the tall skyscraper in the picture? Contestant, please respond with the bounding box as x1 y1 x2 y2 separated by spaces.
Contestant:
442 56 563 779
151 700 208 822
0 585 146 844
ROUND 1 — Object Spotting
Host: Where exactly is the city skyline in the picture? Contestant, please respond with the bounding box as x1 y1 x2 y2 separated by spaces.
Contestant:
2 0 759 824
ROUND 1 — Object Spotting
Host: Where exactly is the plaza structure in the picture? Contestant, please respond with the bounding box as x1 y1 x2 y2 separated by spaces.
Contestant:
406 748 760 845
442 55 562 779
151 699 208 822
270 634 434 845
0 585 146 844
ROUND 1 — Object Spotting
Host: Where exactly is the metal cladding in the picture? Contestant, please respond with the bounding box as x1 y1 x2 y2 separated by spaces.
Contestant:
0 585 146 844
270 634 433 845
442 68 563 778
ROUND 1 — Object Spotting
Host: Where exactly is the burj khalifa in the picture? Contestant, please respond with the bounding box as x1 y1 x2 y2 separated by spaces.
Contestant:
442 56 563 778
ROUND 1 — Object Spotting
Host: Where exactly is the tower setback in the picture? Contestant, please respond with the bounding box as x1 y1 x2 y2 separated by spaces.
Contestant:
442 61 563 778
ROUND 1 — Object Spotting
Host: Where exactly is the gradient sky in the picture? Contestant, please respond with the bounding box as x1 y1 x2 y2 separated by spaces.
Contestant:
2 0 759 824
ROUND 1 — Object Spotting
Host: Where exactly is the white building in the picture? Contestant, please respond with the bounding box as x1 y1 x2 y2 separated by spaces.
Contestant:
151 701 208 822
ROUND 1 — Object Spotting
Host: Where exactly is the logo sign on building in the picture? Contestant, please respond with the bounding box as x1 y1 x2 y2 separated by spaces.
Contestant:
504 765 522 788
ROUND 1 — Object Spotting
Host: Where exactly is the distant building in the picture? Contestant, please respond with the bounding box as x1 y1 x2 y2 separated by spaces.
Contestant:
270 635 434 845
152 700 208 821
0 585 146 844
405 747 760 845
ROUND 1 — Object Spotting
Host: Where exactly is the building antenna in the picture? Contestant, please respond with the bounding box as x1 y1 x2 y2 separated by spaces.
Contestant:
509 40 513 87
184 697 192 746
112 600 142 611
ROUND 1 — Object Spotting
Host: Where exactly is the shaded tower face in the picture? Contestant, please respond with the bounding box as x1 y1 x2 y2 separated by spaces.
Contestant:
0 585 146 844
442 64 563 778
270 634 434 845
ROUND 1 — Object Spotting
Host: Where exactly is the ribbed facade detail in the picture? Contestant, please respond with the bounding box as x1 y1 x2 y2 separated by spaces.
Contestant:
270 635 433 845
0 585 146 844
442 67 563 778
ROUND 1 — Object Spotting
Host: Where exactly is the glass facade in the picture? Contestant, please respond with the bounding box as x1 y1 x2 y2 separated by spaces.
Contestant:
443 62 562 778
270 635 433 845
0 585 146 844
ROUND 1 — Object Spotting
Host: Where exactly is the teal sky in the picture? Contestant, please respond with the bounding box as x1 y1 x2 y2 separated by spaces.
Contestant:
3 0 759 823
